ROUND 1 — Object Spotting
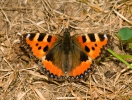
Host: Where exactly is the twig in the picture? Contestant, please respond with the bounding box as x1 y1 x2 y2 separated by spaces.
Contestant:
114 9 132 25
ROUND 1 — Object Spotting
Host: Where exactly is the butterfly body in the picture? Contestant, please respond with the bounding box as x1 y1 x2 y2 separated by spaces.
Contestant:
22 28 108 82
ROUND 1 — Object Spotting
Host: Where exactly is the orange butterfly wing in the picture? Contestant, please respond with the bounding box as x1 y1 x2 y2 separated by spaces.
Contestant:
68 33 108 78
75 33 108 59
22 33 64 78
23 33 56 58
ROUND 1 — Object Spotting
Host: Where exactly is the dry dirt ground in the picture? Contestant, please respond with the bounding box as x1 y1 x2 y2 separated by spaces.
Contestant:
0 0 132 100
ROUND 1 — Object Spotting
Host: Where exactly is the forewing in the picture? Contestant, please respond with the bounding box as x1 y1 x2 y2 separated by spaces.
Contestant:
22 33 58 58
74 33 108 59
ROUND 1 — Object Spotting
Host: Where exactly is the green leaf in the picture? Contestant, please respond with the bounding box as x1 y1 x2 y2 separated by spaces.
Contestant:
130 96 132 100
129 44 132 50
119 27 132 40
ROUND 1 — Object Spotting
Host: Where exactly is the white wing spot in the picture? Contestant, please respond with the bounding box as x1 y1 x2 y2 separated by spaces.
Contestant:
104 34 107 39
42 56 46 60
26 34 30 38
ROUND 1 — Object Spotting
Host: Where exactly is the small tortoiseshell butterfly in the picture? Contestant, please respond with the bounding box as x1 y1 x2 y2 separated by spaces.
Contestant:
22 28 108 82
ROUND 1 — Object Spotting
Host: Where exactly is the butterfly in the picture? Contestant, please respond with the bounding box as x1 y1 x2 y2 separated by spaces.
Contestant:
21 28 108 82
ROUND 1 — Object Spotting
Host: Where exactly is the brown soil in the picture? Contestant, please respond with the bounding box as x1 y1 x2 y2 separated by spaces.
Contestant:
0 0 132 100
